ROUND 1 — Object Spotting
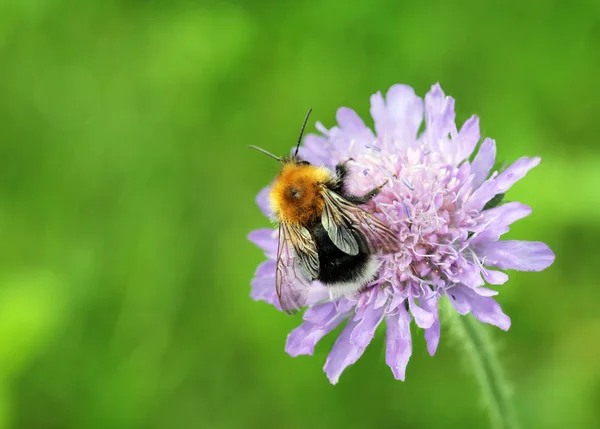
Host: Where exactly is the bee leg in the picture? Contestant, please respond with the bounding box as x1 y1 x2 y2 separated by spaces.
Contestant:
362 180 388 200
333 158 355 192
343 180 388 205
335 158 355 181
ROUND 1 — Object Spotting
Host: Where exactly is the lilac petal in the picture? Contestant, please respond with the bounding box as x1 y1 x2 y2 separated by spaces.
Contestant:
471 138 496 190
250 260 279 308
286 303 348 357
425 83 453 135
385 305 412 381
482 201 532 224
456 285 511 330
472 303 510 331
495 157 541 194
324 319 367 384
466 157 540 212
408 295 434 329
373 288 389 309
248 228 277 256
369 91 386 135
455 115 480 163
303 301 338 324
320 108 376 160
449 285 475 305
420 296 440 356
464 177 498 212
388 293 405 312
370 85 423 147
350 303 385 348
448 285 510 330
297 134 331 167
256 186 272 217
478 240 555 272
482 269 509 285
424 83 456 159
455 259 484 288
386 85 424 142
448 288 471 315
254 259 275 278
333 297 355 315
473 287 499 297
337 107 367 133
472 202 532 245
354 288 378 318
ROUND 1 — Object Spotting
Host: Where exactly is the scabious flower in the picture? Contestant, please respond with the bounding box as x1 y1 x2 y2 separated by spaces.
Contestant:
248 83 554 384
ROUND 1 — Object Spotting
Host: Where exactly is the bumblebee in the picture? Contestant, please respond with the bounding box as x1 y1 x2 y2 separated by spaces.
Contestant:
251 110 401 314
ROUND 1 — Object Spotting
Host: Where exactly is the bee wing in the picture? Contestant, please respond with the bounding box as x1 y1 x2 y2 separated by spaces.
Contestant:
276 222 319 315
321 187 401 255
321 191 360 256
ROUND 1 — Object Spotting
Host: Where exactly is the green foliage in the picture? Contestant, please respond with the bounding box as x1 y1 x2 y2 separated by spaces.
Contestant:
0 0 598 428
483 193 505 211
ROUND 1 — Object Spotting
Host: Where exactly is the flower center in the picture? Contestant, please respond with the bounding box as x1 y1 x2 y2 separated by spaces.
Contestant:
350 145 473 296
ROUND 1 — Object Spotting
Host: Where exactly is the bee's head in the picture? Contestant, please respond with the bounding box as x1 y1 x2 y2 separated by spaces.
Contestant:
248 109 313 166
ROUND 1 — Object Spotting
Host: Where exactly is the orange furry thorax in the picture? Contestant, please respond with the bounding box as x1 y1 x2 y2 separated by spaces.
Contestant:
269 160 332 226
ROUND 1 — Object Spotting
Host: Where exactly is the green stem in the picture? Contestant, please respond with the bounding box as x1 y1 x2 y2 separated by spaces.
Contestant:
443 300 519 429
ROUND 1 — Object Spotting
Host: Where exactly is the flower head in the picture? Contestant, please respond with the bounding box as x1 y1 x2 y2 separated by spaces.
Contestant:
248 83 554 384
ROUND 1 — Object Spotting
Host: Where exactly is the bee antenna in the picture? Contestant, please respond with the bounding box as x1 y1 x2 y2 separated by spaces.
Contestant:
248 145 282 162
294 108 312 158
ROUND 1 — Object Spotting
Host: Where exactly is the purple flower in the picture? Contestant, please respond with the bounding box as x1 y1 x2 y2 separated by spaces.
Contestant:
248 83 555 384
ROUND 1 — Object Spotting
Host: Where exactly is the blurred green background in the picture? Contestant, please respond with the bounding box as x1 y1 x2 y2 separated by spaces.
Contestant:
0 0 598 428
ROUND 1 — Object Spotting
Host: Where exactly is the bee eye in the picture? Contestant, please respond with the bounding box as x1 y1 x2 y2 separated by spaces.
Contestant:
290 188 302 199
